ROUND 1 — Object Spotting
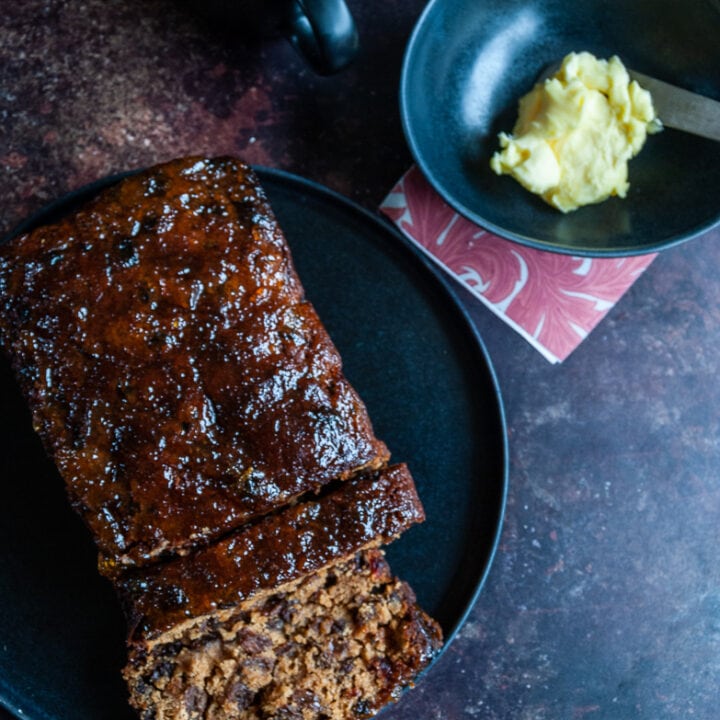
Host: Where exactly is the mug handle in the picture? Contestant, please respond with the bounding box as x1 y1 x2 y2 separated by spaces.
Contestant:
285 0 359 75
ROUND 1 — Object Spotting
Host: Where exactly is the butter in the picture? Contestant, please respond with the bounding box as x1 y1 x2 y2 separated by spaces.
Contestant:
490 52 660 213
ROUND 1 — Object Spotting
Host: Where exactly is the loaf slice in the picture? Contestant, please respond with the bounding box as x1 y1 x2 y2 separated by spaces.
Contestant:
120 464 442 720
125 549 441 720
116 464 427 645
0 157 389 572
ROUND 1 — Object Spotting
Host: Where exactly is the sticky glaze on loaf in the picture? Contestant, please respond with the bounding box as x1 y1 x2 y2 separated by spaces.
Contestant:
0 157 389 572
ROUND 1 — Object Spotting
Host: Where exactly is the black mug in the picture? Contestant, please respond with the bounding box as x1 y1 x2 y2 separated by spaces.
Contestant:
196 0 359 75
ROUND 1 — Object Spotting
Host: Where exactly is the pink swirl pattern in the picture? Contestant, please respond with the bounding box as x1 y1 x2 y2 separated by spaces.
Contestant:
380 166 657 362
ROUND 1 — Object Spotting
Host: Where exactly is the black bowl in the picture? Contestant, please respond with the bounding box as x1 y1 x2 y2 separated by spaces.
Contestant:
400 0 720 256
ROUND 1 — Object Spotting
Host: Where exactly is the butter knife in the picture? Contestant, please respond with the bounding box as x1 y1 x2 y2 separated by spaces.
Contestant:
630 70 720 142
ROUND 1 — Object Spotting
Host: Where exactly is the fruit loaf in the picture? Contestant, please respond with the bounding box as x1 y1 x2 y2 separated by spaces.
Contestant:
0 157 444 720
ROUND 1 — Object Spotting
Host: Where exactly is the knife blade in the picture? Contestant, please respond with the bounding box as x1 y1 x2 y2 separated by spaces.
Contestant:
630 70 720 142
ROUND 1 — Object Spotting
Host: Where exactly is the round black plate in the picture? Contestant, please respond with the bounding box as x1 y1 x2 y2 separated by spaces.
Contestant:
400 0 720 256
0 167 508 720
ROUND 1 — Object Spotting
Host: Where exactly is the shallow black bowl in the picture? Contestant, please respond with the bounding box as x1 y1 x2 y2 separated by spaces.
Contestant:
401 0 720 256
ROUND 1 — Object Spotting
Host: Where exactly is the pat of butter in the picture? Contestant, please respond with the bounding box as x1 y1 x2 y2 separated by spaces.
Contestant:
490 52 660 213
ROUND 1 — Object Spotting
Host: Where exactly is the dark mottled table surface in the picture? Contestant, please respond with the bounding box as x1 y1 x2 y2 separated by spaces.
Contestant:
1 1 719 719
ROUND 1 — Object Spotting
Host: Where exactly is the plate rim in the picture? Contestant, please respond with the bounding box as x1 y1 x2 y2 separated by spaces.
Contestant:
0 163 509 719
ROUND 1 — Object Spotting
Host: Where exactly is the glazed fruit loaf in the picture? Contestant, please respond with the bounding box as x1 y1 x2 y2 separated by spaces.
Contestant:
0 156 443 720
120 464 442 720
0 157 389 573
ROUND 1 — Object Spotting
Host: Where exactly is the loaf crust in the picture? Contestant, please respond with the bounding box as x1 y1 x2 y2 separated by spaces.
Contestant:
0 157 389 572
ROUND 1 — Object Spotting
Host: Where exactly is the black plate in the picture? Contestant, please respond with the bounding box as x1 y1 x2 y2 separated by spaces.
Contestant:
400 0 720 256
0 167 508 720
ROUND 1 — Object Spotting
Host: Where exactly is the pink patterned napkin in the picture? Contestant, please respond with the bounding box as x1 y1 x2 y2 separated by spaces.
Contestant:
380 166 657 363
